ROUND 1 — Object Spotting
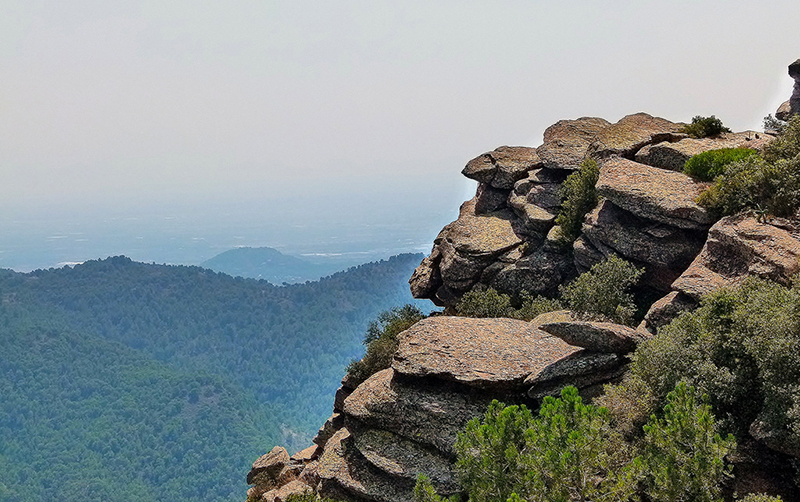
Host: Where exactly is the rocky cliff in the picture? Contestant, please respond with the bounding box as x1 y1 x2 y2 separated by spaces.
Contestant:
246 63 800 502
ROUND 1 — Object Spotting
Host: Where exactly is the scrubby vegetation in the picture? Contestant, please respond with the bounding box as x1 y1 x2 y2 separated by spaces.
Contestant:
683 148 757 181
416 383 735 502
345 305 426 386
456 255 642 325
764 114 787 135
555 159 600 243
681 115 732 138
698 115 800 218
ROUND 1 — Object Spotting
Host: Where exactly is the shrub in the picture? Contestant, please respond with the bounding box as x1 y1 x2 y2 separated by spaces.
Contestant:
559 255 643 325
639 382 736 502
555 159 600 243
764 114 787 135
683 148 757 181
413 475 460 502
456 288 562 321
681 115 732 138
345 305 425 386
285 493 344 502
740 495 784 502
698 116 800 218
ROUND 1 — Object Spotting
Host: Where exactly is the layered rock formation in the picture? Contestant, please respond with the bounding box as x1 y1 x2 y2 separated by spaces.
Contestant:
776 58 800 121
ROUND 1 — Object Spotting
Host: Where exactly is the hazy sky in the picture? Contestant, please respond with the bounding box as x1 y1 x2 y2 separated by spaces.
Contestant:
2 1 800 268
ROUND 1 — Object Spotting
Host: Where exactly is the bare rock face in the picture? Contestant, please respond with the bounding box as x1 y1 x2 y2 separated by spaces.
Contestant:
537 320 651 353
635 132 773 171
597 157 712 230
392 316 581 389
474 183 510 214
587 112 683 160
641 291 697 333
462 146 542 189
537 117 611 170
342 368 491 456
248 446 290 485
672 215 800 300
776 59 800 121
488 248 574 297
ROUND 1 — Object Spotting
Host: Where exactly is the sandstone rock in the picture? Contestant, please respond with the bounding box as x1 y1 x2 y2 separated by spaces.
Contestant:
507 193 556 234
352 427 459 494
312 412 344 447
474 183 509 214
442 199 523 256
392 316 581 389
596 157 712 229
641 291 697 333
409 249 443 301
587 112 682 160
635 132 772 171
490 248 574 298
342 369 491 456
315 428 412 502
438 238 492 291
291 445 320 463
248 446 290 485
537 320 651 353
537 117 611 170
672 215 800 300
462 146 541 189
777 100 792 122
334 386 353 412
524 351 622 385
789 58 800 120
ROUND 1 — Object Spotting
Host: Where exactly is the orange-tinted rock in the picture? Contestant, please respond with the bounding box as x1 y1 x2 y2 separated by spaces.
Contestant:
537 320 651 353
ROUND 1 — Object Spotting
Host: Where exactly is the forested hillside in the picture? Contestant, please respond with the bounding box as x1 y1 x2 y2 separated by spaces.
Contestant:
200 247 341 284
0 253 426 502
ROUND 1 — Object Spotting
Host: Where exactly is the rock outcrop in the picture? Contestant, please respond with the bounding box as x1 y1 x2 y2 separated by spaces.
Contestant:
776 58 800 121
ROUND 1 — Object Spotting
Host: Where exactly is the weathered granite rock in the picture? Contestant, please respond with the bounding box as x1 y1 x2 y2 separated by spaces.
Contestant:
524 351 622 385
776 100 792 122
292 445 320 463
262 480 313 502
392 316 581 389
507 193 557 234
462 146 542 189
672 215 800 300
641 291 697 333
489 247 574 297
342 369 490 456
474 183 510 214
635 132 772 171
248 446 291 485
537 117 611 170
315 428 412 502
528 364 628 400
313 412 344 447
513 168 568 210
597 157 712 229
587 112 683 160
409 249 443 302
352 427 459 495
530 310 578 327
537 320 651 353
572 236 607 273
581 199 706 290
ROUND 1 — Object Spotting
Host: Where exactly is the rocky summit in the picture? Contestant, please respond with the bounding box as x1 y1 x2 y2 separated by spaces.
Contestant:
247 61 800 502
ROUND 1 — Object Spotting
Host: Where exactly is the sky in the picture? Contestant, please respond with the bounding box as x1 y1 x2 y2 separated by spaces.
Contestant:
2 1 800 270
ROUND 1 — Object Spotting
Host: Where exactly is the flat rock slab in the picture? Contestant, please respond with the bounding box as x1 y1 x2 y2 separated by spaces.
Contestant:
672 215 800 300
352 427 459 494
524 351 622 385
462 146 541 189
537 320 651 353
635 131 773 171
248 446 290 484
392 317 581 389
597 157 712 229
588 112 682 160
537 117 611 170
440 198 523 257
343 368 491 456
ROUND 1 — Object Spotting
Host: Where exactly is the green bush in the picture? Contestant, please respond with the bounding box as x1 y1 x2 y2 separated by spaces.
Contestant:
681 115 732 138
683 148 757 181
455 288 562 321
698 116 800 218
345 305 425 386
764 114 787 135
740 495 784 502
555 159 600 243
639 382 736 502
559 255 643 325
285 493 344 502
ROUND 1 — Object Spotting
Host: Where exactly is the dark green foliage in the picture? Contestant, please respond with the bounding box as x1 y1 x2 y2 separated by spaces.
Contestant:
284 492 344 502
681 115 732 138
741 495 784 502
555 159 600 243
764 114 787 135
698 116 800 218
683 148 757 181
559 255 643 325
639 382 736 502
413 475 460 502
346 305 425 386
455 288 562 321
604 278 800 448
0 254 424 501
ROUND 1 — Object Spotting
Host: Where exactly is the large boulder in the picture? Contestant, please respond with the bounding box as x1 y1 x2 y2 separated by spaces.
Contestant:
596 157 713 229
248 446 291 485
537 320 651 353
641 291 697 333
776 59 800 121
635 132 773 171
587 112 683 160
462 146 542 189
489 247 574 297
507 194 557 234
513 168 569 211
537 117 611 170
392 316 582 389
342 369 490 456
672 215 800 300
